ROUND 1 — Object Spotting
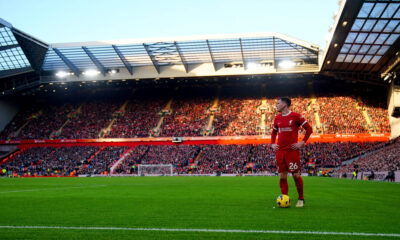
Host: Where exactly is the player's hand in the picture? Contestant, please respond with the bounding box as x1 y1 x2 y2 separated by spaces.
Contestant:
291 141 305 150
271 144 279 151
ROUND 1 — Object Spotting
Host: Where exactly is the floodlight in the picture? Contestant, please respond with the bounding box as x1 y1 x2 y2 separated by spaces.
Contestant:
278 60 295 69
83 70 100 76
247 62 260 70
56 71 69 77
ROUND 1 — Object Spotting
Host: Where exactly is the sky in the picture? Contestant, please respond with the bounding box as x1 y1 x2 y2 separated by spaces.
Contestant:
0 0 339 49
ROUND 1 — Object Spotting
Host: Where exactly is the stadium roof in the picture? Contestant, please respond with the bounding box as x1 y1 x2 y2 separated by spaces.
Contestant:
41 32 319 77
3 0 400 95
322 0 400 78
0 19 48 78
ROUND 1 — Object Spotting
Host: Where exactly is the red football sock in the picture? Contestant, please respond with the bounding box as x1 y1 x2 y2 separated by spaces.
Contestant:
294 175 304 200
279 178 288 195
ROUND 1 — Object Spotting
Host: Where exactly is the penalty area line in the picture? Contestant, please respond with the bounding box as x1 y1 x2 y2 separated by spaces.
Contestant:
0 226 399 237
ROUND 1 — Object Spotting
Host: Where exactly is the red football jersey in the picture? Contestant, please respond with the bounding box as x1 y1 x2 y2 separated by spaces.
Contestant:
272 111 308 150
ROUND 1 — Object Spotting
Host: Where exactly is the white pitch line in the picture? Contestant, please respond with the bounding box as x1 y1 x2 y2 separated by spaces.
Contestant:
0 225 398 237
0 185 106 194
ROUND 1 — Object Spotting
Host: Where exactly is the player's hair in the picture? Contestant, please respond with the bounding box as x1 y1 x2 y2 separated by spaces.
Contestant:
279 97 291 107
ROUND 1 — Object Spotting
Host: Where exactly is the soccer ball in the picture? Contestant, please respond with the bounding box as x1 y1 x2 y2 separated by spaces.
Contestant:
276 194 291 208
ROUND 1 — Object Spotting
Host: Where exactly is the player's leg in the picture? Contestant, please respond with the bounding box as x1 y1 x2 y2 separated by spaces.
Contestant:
276 150 289 195
287 150 304 207
292 172 304 200
280 171 288 195
293 172 304 207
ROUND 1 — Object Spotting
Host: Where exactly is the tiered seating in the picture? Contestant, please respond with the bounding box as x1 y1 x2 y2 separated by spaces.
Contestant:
83 146 128 174
113 145 149 174
363 100 390 133
337 138 400 172
159 99 210 136
1 147 99 176
0 105 42 139
107 99 164 138
216 99 261 136
57 101 120 139
18 104 77 139
194 145 252 174
302 142 385 168
317 95 367 134
0 141 393 176
0 85 391 140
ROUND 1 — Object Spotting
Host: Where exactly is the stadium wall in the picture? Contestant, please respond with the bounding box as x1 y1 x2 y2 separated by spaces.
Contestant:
0 100 19 132
388 81 400 139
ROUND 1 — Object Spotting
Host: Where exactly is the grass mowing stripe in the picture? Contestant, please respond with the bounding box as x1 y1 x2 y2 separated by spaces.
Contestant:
0 226 399 237
0 185 106 194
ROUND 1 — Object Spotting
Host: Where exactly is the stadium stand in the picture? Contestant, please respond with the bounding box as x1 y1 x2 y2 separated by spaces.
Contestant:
159 98 210 137
0 146 130 176
213 98 261 136
57 100 120 139
2 140 394 176
0 83 391 140
337 137 400 173
317 95 368 134
107 99 165 138
1 147 99 176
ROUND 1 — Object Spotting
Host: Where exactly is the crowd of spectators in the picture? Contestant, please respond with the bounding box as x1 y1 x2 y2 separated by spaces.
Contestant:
1 147 99 176
249 144 276 172
1 140 395 176
114 145 199 174
18 104 78 140
212 98 261 136
0 105 42 140
107 99 164 138
57 101 120 139
317 95 368 134
113 145 149 174
301 141 385 168
263 98 277 132
0 88 392 140
337 138 400 173
363 100 390 133
82 146 128 175
194 145 252 174
159 99 210 137
0 146 130 176
216 99 261 136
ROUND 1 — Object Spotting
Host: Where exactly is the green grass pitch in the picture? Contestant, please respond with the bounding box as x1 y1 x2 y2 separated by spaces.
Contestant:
0 176 399 240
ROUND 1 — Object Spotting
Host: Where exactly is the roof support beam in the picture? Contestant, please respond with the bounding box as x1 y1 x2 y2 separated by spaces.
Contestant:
206 40 217 71
143 44 160 74
239 38 246 70
381 52 400 77
174 41 188 73
82 46 106 76
53 48 80 76
0 44 19 51
283 40 315 63
273 37 276 69
112 45 133 75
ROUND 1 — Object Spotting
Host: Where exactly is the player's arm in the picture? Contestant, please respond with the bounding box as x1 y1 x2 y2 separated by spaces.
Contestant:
301 121 313 143
271 118 279 151
291 115 313 150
